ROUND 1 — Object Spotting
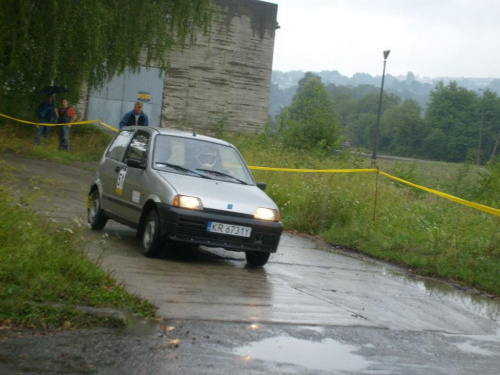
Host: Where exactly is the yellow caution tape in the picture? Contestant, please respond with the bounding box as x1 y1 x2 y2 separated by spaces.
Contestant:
250 166 500 217
0 113 118 132
0 112 39 125
2 111 498 216
249 166 378 173
98 122 118 132
378 171 500 217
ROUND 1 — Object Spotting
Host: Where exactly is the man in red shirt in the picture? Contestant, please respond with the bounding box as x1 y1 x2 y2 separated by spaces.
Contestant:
59 98 76 151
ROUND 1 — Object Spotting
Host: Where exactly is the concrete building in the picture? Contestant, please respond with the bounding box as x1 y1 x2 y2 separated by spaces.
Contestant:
84 0 278 135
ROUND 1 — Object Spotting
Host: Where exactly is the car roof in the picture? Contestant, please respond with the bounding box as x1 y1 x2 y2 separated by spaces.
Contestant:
125 126 231 147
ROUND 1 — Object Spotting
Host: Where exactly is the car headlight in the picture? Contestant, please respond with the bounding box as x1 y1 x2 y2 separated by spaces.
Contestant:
173 195 203 210
254 207 280 222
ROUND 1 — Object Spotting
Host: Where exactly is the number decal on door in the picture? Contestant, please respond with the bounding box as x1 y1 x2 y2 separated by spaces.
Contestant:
116 169 127 195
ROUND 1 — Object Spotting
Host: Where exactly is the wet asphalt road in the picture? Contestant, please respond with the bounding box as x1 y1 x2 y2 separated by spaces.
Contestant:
1 153 500 374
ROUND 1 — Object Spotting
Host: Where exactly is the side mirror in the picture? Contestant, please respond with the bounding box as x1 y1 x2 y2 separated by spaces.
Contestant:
257 182 267 191
126 158 146 170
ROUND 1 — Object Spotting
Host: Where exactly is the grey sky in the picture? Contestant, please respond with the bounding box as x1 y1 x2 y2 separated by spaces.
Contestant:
269 0 500 79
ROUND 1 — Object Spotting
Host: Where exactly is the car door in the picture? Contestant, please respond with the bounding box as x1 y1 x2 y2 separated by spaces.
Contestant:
99 129 135 214
118 130 151 223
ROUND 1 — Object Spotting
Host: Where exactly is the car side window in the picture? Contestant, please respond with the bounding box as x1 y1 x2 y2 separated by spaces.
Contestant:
106 130 135 161
124 131 150 164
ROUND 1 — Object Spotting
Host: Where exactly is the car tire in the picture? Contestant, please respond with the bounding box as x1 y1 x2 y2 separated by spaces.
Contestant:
245 251 270 267
88 191 108 231
142 209 162 258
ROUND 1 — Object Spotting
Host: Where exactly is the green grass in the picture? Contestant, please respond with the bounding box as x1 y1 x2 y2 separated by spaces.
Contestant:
0 122 113 163
0 121 498 332
375 158 485 202
0 132 156 329
229 132 500 296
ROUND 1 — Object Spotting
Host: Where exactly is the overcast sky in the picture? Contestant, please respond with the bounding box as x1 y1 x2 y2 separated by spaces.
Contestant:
268 0 500 79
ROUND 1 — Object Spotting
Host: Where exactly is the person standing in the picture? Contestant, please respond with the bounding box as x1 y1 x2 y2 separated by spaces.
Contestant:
35 94 58 145
58 98 76 151
119 101 149 129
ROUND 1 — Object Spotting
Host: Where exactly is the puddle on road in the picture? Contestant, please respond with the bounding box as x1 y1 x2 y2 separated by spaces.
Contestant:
235 335 370 372
455 341 494 356
384 268 500 321
115 317 170 337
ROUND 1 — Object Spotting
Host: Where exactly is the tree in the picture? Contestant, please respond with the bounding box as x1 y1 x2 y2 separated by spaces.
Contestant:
344 91 400 150
0 0 212 111
424 81 481 162
278 73 340 152
380 99 425 156
477 90 500 164
325 84 357 128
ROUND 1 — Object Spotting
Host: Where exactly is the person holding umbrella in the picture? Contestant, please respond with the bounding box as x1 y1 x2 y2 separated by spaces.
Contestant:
58 98 76 151
35 94 58 145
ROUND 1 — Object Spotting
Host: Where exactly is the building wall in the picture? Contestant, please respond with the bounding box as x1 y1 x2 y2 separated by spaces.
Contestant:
78 0 278 134
161 0 278 134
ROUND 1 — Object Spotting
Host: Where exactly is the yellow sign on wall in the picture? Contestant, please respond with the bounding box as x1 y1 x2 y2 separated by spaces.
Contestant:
138 91 151 102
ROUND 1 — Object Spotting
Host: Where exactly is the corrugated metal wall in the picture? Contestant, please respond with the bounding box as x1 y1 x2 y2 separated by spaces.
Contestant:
87 68 165 130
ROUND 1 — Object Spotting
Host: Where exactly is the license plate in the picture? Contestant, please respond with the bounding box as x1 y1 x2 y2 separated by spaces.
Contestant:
207 221 252 237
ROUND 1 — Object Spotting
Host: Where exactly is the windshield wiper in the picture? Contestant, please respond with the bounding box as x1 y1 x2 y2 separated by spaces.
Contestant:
195 169 249 185
156 163 210 179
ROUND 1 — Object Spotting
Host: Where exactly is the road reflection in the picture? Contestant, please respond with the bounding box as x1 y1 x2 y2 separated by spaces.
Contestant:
386 268 500 321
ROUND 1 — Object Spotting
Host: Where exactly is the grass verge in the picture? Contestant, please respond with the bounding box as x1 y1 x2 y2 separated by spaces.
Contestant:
0 122 113 163
0 156 156 330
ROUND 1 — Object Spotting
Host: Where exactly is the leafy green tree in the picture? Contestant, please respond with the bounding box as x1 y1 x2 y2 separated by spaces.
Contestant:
326 84 379 129
344 92 400 150
278 73 340 152
0 0 212 112
423 81 480 162
477 89 500 164
380 99 425 156
345 112 376 150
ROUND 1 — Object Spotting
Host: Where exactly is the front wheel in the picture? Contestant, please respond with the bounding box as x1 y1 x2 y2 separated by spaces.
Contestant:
142 210 162 258
88 191 108 230
245 251 270 267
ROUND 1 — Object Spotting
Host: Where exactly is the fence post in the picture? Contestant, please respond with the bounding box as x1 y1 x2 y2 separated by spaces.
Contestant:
373 167 380 223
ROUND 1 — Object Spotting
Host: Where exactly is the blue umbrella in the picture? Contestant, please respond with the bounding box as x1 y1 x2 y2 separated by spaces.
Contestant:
40 86 69 95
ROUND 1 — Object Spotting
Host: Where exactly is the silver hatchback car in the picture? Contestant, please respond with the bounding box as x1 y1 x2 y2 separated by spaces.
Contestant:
88 126 283 266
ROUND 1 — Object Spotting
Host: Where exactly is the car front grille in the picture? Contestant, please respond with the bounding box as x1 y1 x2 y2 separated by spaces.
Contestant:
173 217 280 250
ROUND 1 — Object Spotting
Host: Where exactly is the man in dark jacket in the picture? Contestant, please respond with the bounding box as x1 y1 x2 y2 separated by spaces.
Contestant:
35 94 58 145
119 101 149 128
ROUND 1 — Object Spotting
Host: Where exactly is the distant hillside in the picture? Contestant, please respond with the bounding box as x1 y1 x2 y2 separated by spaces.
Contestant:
270 70 500 116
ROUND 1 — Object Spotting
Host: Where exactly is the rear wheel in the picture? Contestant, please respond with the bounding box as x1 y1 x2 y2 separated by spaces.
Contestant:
88 191 108 230
142 210 162 258
245 251 270 267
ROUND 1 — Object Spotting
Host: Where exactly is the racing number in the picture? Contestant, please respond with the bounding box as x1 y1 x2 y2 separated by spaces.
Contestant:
116 168 127 195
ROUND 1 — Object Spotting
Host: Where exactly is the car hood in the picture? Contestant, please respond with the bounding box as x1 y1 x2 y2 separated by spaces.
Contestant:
158 171 278 215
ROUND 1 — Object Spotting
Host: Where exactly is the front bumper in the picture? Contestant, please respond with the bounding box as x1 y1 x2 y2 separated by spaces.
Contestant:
157 204 283 253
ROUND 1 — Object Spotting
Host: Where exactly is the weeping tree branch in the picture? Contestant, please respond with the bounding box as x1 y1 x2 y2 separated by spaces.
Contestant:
0 0 213 107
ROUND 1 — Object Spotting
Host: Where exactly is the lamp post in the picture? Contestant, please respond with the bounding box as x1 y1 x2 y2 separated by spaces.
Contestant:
476 89 485 165
490 129 500 163
372 50 390 161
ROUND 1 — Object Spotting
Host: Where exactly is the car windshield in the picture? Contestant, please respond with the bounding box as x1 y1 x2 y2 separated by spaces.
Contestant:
152 135 255 185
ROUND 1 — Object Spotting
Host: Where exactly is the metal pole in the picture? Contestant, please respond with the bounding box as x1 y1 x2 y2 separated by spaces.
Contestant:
490 128 500 163
476 90 485 165
372 50 390 161
372 167 380 223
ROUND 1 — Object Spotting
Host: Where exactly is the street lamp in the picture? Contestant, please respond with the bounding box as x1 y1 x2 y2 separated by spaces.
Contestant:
372 50 390 161
476 89 485 165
